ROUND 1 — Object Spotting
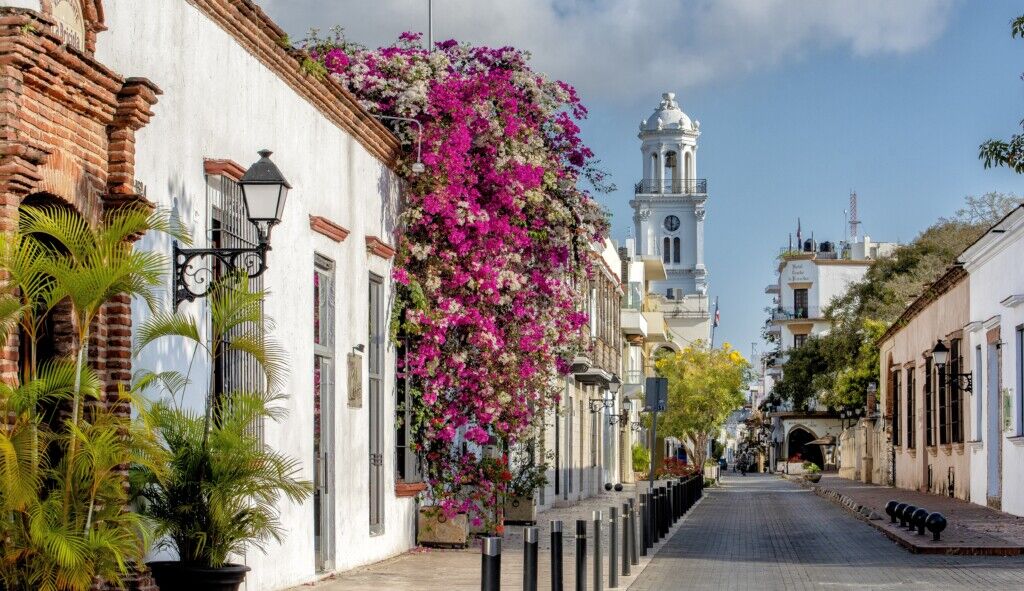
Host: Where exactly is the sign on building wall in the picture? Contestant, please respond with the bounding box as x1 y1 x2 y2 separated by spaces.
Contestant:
347 352 362 408
52 0 85 51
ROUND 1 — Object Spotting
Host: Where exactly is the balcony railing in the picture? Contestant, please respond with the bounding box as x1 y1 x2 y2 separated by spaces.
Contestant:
634 178 707 195
770 306 822 321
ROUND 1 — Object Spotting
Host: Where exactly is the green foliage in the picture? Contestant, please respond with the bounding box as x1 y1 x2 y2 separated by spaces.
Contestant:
802 461 821 474
654 342 750 468
131 277 311 568
711 440 725 461
0 206 178 590
979 15 1024 172
631 443 650 473
505 444 549 498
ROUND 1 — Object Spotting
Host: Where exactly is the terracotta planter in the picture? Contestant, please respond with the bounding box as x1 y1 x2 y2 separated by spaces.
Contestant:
503 495 537 524
417 507 469 548
804 473 822 483
148 561 250 591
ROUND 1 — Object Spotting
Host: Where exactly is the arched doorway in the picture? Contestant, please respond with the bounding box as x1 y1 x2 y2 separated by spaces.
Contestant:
787 426 823 468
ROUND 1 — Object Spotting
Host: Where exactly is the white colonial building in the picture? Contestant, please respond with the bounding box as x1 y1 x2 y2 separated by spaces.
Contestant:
28 0 417 587
961 205 1024 514
763 231 897 472
630 93 711 348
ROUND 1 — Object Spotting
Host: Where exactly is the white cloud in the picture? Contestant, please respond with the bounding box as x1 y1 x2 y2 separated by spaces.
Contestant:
255 0 959 102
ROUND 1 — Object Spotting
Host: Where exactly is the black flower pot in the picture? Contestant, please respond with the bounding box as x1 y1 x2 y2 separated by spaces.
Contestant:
148 561 251 591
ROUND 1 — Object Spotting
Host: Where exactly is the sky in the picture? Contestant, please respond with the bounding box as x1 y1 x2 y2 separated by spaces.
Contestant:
256 0 1023 362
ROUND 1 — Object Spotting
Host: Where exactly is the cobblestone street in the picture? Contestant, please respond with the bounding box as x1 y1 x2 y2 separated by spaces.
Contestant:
629 474 1024 590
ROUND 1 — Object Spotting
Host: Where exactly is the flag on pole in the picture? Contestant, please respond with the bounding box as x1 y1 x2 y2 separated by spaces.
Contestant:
713 300 720 327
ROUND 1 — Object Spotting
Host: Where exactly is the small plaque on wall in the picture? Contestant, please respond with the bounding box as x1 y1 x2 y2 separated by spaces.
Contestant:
348 353 363 408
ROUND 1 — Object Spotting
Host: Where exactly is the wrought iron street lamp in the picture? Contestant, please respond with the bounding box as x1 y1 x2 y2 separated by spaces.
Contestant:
590 374 622 412
932 340 973 392
173 149 290 306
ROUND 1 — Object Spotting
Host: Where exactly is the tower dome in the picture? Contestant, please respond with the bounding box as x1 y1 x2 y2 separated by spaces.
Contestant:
640 92 693 132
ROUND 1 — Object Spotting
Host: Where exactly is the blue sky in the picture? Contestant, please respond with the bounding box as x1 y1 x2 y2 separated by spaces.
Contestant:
258 0 1023 361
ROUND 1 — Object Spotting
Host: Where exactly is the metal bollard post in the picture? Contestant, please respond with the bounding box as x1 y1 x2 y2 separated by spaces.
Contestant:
639 494 649 555
551 521 564 591
524 526 539 591
628 498 639 565
676 480 682 519
608 507 618 588
658 487 668 537
650 490 659 544
593 511 603 591
482 537 501 591
622 503 631 576
576 520 587 591
666 482 674 524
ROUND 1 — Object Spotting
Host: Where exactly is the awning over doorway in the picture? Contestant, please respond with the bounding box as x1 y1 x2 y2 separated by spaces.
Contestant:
807 435 835 446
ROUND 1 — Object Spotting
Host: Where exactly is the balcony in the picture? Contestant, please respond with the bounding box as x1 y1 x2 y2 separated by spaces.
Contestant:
642 310 668 341
634 178 707 195
621 308 648 337
765 284 780 294
769 306 822 322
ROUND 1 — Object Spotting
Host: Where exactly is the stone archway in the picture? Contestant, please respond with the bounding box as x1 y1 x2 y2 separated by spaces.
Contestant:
787 425 823 468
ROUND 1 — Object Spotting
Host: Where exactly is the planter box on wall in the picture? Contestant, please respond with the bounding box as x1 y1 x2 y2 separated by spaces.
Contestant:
417 508 469 548
503 496 537 525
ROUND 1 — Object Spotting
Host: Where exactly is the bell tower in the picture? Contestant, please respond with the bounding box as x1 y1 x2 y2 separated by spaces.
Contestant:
630 92 711 345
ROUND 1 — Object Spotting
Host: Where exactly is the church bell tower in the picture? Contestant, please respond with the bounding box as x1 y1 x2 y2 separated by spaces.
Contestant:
630 92 711 346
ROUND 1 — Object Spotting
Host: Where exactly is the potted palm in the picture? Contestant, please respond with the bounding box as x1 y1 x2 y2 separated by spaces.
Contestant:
803 461 822 483
132 276 312 591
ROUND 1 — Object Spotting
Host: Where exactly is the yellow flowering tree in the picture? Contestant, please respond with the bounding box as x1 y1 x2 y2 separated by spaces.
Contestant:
654 341 751 469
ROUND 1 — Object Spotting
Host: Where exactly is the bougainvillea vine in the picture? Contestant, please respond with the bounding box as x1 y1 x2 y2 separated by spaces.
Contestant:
303 30 609 525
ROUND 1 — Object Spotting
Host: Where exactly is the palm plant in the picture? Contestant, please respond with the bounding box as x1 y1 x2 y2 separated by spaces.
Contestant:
0 204 178 590
131 275 310 568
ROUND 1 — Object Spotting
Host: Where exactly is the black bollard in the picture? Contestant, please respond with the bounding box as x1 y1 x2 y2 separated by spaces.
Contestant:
911 508 929 536
628 498 639 565
925 512 948 541
894 503 908 527
622 503 631 577
524 526 539 591
639 494 649 555
901 505 917 529
593 511 603 591
482 537 501 591
608 507 618 589
576 520 587 591
885 500 899 523
551 521 564 591
663 485 671 536
649 490 659 544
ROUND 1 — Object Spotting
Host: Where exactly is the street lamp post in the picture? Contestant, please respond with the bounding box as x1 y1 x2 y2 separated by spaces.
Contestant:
172 149 290 306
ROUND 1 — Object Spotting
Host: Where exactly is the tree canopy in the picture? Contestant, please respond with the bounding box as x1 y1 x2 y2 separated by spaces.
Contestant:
979 15 1024 173
654 342 750 468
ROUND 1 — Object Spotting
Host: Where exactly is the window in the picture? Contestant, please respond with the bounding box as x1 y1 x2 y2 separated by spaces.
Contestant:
938 354 948 445
793 333 807 348
975 345 983 441
906 367 916 449
892 369 901 446
663 237 671 263
673 237 680 264
950 339 963 443
368 274 385 534
793 289 809 318
313 256 335 571
925 357 934 447
1017 326 1023 436
210 175 265 440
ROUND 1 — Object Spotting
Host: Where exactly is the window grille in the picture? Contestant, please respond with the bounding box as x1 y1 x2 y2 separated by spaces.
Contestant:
209 174 265 444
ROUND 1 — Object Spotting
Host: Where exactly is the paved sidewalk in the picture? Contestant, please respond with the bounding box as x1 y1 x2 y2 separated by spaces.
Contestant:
295 480 697 591
807 474 1024 554
629 473 1024 590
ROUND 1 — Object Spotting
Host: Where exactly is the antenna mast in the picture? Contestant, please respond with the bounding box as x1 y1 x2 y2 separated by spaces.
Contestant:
848 190 861 243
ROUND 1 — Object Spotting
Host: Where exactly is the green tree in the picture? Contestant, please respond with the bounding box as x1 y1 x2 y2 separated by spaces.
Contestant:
979 15 1024 172
654 342 750 468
